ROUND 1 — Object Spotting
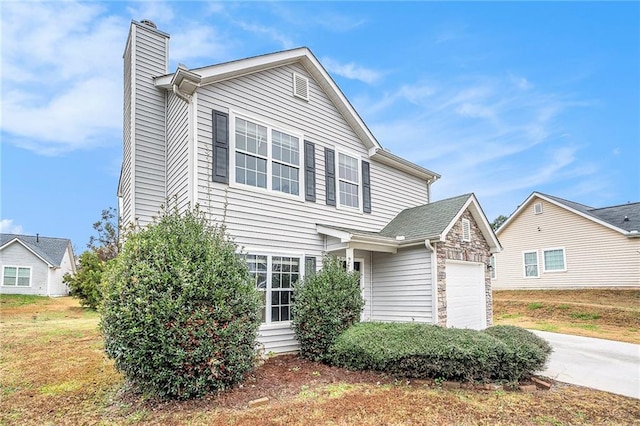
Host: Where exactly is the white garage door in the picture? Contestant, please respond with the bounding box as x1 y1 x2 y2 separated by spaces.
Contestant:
446 260 486 329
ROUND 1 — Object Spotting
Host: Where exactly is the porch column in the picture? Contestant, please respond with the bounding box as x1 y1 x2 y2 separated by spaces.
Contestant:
345 247 355 271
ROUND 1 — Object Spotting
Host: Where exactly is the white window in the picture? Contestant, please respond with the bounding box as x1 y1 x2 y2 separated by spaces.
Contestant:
338 152 360 208
233 115 302 197
523 251 539 278
245 254 301 324
543 248 566 272
534 202 543 215
462 218 471 242
2 266 31 286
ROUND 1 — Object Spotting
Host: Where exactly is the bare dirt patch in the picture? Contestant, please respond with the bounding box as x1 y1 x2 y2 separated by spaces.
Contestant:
493 289 640 343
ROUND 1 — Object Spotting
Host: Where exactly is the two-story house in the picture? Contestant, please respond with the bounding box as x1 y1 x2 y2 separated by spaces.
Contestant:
118 20 501 353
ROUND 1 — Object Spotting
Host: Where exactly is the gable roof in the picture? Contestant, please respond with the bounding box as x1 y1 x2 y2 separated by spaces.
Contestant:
0 234 73 267
154 46 440 183
498 192 640 237
318 193 501 253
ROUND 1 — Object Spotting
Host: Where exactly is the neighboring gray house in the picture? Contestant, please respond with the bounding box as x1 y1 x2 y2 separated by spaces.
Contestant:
0 234 76 296
493 192 640 289
118 20 501 353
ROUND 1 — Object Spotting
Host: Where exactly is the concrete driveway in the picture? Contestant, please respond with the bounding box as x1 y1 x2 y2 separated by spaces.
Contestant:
532 330 639 399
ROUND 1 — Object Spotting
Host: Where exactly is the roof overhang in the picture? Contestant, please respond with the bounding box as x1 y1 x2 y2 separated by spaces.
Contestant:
0 238 55 267
155 47 384 151
369 148 440 183
440 194 502 253
497 192 633 237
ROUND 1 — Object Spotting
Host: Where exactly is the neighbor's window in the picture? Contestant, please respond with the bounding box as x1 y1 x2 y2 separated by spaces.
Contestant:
234 116 301 196
245 254 300 324
2 266 31 286
543 248 566 272
523 251 539 278
338 153 359 208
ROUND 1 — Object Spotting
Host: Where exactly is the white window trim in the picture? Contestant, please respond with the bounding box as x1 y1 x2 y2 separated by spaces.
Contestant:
522 250 539 278
335 147 364 213
534 202 543 215
229 111 305 201
542 247 567 273
462 218 471 242
2 265 32 287
243 249 307 326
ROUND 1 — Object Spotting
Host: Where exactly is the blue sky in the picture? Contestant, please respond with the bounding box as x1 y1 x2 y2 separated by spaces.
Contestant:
1 1 638 254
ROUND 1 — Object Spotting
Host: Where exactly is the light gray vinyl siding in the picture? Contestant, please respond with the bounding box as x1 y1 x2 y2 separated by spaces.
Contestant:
371 247 433 323
0 243 49 296
192 63 430 352
257 326 298 354
120 40 133 226
166 92 190 212
130 24 168 226
494 198 640 289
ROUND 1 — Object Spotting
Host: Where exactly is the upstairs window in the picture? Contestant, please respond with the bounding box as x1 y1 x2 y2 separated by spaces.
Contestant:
2 266 31 287
233 115 302 197
338 153 359 208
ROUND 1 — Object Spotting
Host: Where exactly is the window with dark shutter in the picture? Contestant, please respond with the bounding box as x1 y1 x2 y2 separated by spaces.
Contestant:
304 141 316 202
362 160 371 214
324 148 336 206
212 110 229 183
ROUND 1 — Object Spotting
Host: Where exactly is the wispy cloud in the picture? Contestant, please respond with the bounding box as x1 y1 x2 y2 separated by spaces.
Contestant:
1 1 125 155
322 57 384 84
234 20 296 50
0 219 24 234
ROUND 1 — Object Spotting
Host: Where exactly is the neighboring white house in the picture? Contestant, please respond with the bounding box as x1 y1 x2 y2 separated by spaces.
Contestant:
118 20 501 353
0 234 76 296
493 192 640 290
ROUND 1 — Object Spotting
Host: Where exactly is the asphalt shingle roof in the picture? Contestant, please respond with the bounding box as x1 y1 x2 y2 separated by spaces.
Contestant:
380 194 472 240
0 234 72 267
540 193 640 233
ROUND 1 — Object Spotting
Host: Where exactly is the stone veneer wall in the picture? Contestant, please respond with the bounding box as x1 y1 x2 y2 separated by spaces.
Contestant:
434 209 493 327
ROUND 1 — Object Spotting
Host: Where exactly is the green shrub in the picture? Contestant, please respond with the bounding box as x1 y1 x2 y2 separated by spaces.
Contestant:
329 323 553 384
329 322 505 383
63 250 105 310
100 207 261 399
291 256 364 362
484 325 552 382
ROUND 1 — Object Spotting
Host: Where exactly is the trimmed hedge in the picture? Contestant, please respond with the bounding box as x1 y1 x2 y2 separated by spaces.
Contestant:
101 207 261 399
484 325 552 382
291 256 364 362
329 322 552 383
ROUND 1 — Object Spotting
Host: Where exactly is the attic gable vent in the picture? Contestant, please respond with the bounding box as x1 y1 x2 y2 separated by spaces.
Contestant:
293 72 309 101
534 202 543 215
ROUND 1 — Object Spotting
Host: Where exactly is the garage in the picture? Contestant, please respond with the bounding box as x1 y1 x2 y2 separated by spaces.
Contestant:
446 260 487 329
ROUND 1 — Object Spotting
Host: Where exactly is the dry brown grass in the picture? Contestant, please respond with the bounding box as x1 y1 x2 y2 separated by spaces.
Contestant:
1 294 639 425
493 289 640 344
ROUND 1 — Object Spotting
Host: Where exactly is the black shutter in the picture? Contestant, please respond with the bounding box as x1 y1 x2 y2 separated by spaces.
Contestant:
324 148 336 206
304 141 316 202
305 256 316 276
362 160 371 214
212 110 229 184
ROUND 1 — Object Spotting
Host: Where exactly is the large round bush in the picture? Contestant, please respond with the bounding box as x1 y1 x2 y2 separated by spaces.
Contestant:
291 256 364 362
101 207 261 399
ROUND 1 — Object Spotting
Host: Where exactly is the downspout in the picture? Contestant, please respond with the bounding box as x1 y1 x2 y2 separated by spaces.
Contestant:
172 84 192 103
424 239 438 325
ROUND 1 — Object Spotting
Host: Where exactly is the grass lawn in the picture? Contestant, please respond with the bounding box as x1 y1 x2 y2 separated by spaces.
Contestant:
493 289 640 344
1 294 639 425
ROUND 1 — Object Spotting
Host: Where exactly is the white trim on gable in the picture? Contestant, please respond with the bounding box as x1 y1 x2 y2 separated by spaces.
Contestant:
498 192 633 237
0 238 54 268
439 194 502 253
